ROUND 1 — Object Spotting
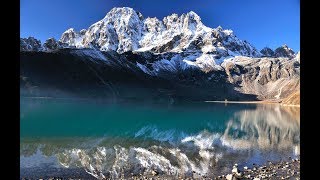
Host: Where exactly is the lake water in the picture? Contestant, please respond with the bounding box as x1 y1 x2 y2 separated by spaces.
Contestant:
20 98 300 179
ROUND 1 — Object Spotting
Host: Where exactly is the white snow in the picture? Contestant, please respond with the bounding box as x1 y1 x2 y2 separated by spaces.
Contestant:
134 46 153 52
182 53 222 71
181 132 219 150
52 7 280 76
58 7 261 58
201 44 216 53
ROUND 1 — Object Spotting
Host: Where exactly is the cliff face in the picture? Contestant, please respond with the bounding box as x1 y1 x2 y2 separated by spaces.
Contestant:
222 56 300 100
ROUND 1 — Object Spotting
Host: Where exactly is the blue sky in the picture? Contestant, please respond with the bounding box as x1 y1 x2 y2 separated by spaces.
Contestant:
20 0 300 51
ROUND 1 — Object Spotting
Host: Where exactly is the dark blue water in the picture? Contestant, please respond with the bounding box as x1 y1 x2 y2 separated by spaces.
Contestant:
20 97 300 179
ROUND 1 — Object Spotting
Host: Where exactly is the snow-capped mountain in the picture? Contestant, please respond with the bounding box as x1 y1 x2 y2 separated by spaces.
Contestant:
59 7 260 57
20 7 300 103
260 47 275 57
43 38 69 51
274 44 295 58
260 45 297 58
20 37 43 51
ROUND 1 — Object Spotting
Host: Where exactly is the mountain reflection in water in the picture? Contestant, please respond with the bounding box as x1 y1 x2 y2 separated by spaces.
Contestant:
20 99 299 179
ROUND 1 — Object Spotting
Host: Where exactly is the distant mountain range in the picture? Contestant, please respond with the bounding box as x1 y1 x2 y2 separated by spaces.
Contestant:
20 7 300 104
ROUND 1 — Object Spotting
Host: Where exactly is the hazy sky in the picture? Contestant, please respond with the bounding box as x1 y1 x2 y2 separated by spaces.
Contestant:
20 0 300 51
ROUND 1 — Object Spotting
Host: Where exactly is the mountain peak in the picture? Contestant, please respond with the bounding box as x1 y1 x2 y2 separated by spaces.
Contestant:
260 47 275 57
186 11 201 21
216 25 223 31
275 45 295 58
187 10 198 15
20 37 42 51
60 28 81 47
182 11 203 29
108 7 135 14
104 7 143 20
55 7 261 56
65 28 76 33
43 37 68 51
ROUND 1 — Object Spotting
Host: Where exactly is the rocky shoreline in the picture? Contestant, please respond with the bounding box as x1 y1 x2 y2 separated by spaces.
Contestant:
132 158 300 180
21 157 300 179
217 158 300 180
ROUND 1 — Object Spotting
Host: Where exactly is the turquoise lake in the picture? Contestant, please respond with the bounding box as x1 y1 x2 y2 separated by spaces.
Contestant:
20 97 300 179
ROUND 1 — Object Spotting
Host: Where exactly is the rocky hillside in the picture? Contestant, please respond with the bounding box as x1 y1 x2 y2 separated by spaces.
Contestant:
20 7 300 103
281 90 300 106
222 56 300 100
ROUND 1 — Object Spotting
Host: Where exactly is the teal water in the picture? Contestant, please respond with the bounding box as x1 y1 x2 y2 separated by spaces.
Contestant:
20 98 300 179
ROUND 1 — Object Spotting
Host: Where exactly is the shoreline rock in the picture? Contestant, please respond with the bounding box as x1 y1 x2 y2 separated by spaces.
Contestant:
21 158 300 179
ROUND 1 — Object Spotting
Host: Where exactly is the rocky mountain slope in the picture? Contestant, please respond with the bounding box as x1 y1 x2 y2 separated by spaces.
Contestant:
20 7 300 103
281 90 300 106
20 37 42 51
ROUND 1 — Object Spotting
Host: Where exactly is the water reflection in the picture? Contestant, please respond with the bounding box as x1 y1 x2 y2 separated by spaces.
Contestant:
20 101 300 179
221 104 300 152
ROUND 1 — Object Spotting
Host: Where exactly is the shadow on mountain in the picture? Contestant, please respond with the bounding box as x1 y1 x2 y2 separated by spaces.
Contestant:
20 49 258 102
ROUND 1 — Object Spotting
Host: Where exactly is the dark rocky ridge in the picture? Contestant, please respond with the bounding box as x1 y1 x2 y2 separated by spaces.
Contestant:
261 45 296 58
43 38 69 51
274 44 295 58
21 49 254 101
20 37 42 51
20 48 299 102
260 47 275 57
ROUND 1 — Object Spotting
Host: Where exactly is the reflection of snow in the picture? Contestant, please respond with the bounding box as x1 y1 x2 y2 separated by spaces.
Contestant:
55 144 219 179
20 104 300 179
181 131 219 149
